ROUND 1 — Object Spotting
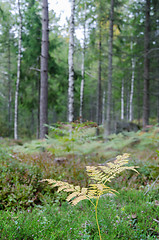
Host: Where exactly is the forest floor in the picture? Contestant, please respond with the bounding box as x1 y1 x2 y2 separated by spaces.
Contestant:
0 123 159 239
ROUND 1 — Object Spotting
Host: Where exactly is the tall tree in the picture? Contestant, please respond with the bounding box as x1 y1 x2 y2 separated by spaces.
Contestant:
106 0 114 135
129 42 135 122
79 3 86 123
14 0 22 140
21 0 41 138
143 0 150 127
40 0 49 138
68 0 75 123
7 28 12 135
96 9 102 130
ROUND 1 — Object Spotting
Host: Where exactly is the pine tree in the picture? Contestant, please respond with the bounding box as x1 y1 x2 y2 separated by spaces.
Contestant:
40 0 49 138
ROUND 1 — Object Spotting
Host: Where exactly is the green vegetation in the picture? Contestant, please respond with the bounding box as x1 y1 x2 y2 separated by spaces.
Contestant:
1 190 159 239
0 124 159 239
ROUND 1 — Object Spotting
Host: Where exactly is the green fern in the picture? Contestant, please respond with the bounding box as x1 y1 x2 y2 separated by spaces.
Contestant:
42 153 139 239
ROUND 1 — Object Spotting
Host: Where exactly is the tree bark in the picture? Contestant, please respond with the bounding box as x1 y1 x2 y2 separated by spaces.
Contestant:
126 89 129 121
129 42 135 122
7 30 12 136
68 0 75 123
79 4 86 123
143 0 150 127
121 78 124 120
96 21 102 128
14 0 22 140
80 4 86 123
102 90 106 124
40 0 49 139
106 0 114 135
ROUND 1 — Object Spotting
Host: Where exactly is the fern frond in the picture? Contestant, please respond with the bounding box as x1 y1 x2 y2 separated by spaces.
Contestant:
100 154 139 183
86 153 139 185
42 153 138 207
71 195 88 205
66 192 79 202
86 166 105 183
42 179 89 205
87 183 117 198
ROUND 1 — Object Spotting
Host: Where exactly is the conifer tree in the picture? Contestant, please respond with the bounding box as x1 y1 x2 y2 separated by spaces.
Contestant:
40 0 49 138
14 0 22 140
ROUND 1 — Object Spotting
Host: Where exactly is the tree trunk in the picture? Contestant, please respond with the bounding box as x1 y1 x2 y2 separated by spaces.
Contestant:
129 42 135 122
68 0 75 123
79 5 86 123
121 78 124 120
8 31 12 136
14 0 22 140
126 90 129 121
102 90 106 124
40 0 49 139
106 0 114 135
143 0 150 127
137 76 141 125
37 77 40 139
96 20 102 128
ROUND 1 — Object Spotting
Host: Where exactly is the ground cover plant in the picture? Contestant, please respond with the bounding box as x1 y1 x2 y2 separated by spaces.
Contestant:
0 190 159 239
0 123 159 239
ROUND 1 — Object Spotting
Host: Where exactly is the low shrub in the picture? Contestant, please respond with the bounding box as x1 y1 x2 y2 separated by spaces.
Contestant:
0 147 44 210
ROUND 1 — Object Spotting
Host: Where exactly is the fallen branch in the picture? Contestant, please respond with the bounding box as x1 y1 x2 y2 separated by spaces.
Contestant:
144 175 159 195
153 219 159 224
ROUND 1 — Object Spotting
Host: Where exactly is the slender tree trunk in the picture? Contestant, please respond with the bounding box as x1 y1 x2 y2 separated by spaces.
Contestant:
79 5 86 123
80 74 84 122
68 0 75 123
96 20 102 129
121 78 124 120
37 77 40 139
106 0 114 135
126 90 129 121
137 76 141 125
40 0 49 138
129 42 135 122
102 90 106 124
143 0 150 127
14 0 22 140
8 31 12 136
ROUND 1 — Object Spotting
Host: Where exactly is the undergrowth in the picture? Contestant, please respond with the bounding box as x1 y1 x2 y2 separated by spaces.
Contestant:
1 123 159 210
0 189 159 239
0 123 159 239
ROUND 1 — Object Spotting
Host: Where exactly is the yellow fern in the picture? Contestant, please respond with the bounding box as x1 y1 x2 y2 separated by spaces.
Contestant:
41 179 89 205
86 153 139 185
42 153 139 240
87 183 117 198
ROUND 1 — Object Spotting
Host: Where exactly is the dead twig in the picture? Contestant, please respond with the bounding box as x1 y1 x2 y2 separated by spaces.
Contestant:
144 175 159 195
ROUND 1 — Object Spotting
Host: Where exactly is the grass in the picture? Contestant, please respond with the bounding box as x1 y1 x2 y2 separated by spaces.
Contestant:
0 189 159 239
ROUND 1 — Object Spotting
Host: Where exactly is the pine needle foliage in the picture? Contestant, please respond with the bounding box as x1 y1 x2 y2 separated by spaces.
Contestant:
42 153 139 240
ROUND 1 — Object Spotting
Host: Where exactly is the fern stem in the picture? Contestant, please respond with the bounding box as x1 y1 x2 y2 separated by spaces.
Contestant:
88 198 95 207
95 197 102 240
